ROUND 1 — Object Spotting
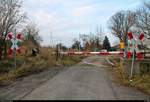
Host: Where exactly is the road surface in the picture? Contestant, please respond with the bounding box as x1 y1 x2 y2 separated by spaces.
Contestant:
21 56 149 100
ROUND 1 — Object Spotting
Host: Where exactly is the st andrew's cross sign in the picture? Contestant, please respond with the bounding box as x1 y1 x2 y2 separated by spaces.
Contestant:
7 32 23 55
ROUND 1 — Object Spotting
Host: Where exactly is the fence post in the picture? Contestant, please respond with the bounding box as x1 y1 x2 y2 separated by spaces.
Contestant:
56 44 61 62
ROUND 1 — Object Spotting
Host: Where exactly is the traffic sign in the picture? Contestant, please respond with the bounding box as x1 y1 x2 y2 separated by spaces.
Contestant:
7 32 23 69
7 32 23 55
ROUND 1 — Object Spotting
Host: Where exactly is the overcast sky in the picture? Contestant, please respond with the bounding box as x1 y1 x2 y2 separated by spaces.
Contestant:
23 0 142 47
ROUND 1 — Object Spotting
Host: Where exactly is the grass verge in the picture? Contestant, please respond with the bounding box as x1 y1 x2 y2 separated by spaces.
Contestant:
108 57 150 95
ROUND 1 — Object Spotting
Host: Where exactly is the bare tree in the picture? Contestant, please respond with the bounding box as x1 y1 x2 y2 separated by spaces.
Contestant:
108 11 124 40
72 39 81 51
22 23 42 48
108 10 137 45
80 32 102 51
136 1 150 39
0 0 26 58
96 26 103 46
80 34 89 50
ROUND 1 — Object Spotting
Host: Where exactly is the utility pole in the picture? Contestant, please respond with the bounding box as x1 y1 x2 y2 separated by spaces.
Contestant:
50 31 53 48
79 33 81 51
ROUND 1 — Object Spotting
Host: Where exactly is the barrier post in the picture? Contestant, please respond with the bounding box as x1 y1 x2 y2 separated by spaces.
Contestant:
56 45 59 62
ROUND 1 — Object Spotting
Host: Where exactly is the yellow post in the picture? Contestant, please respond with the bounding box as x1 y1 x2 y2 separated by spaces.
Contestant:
120 41 125 79
120 41 125 50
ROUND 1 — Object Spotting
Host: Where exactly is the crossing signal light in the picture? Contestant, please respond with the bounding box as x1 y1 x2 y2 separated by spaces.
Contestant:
137 53 143 60
127 52 132 59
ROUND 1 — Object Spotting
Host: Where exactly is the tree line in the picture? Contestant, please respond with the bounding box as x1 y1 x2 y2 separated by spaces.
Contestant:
71 30 112 52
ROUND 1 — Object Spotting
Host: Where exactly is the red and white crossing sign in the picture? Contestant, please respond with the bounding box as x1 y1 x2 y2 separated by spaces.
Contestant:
7 32 23 55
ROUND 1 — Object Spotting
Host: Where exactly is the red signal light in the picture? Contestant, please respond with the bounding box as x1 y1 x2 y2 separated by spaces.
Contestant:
127 52 132 59
137 53 143 60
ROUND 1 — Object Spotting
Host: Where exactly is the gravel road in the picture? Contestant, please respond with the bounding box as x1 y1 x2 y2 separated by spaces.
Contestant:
23 56 149 100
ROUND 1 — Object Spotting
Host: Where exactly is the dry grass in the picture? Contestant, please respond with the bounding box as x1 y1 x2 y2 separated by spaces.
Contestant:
130 74 150 95
61 55 83 66
109 57 150 95
0 47 83 86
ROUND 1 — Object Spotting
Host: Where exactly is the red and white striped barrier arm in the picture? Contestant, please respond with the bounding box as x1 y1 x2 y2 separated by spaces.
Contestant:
59 51 150 60
60 51 124 55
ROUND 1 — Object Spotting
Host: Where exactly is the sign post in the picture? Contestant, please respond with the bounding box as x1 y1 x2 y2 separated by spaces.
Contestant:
14 30 17 69
130 44 135 78
127 32 135 79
